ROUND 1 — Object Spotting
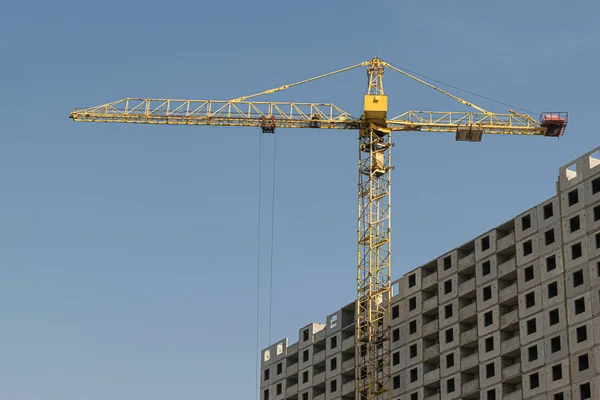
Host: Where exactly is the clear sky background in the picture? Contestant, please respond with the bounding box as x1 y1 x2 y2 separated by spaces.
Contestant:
1 1 599 399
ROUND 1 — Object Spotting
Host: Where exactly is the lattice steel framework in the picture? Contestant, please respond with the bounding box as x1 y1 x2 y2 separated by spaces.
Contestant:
356 123 392 400
355 60 392 400
366 58 385 96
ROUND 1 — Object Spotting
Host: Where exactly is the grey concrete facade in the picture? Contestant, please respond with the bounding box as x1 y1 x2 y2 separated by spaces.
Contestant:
260 145 600 400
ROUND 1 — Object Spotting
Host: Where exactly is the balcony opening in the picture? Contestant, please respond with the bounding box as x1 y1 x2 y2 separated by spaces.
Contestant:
566 163 577 180
484 311 493 326
574 297 586 314
391 305 399 320
527 318 537 335
552 364 563 381
525 292 535 308
590 150 600 169
581 382 591 399
445 328 454 343
409 296 417 311
481 236 490 251
445 304 453 319
570 215 581 233
482 260 491 276
568 189 579 206
573 270 584 287
522 214 532 230
528 345 538 361
329 315 337 329
486 362 495 378
444 280 453 295
447 378 455 393
551 336 561 353
543 203 554 219
485 337 494 352
577 325 588 343
443 255 452 270
409 344 417 358
408 273 416 287
529 372 539 389
525 265 534 281
545 229 555 245
593 177 600 194
523 240 533 256
549 309 560 325
483 285 492 301
409 321 417 335
410 368 418 382
578 354 589 371
547 254 557 272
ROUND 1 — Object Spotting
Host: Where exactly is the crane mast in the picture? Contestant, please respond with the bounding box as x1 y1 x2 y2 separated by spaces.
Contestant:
357 59 392 400
69 56 568 400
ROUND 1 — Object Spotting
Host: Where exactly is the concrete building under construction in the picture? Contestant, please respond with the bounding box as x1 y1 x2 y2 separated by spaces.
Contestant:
261 145 600 400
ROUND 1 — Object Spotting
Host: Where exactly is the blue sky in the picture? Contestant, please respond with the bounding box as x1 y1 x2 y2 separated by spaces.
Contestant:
1 1 599 399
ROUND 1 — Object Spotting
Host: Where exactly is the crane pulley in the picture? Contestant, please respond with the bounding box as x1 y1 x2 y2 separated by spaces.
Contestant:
70 57 568 400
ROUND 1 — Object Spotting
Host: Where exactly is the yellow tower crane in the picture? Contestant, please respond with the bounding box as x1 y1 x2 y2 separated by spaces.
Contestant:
69 57 568 400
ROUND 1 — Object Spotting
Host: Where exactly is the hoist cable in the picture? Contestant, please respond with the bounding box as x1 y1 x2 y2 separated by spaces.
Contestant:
267 134 277 345
254 131 263 400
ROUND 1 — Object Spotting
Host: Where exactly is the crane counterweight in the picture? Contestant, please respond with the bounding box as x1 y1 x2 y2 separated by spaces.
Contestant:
540 112 569 137
456 126 484 142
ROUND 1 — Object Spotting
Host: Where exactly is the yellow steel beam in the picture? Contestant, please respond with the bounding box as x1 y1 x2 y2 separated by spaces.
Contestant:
71 98 546 136
386 110 546 135
70 98 360 129
356 121 392 400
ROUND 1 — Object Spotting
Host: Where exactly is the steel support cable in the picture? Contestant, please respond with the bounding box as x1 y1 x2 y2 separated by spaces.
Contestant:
382 61 490 114
268 134 277 345
254 132 278 400
229 60 369 103
383 60 540 115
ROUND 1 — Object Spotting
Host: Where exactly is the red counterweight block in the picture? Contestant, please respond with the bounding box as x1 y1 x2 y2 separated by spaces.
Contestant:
540 112 568 137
